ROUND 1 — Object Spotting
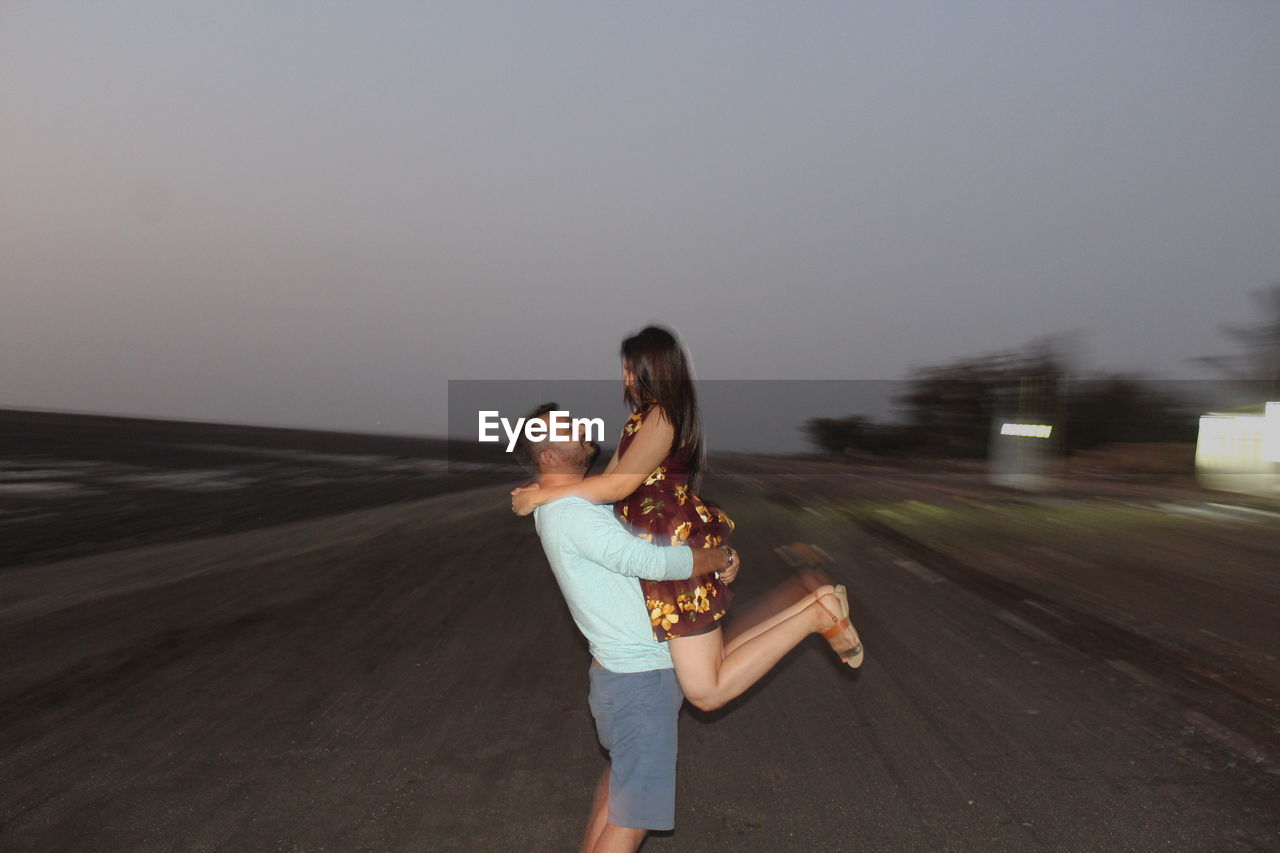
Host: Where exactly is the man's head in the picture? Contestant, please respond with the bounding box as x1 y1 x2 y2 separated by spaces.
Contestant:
517 402 600 481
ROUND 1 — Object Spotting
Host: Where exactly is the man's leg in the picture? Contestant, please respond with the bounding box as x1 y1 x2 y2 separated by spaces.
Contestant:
590 824 647 853
581 768 612 853
582 767 648 853
584 667 681 851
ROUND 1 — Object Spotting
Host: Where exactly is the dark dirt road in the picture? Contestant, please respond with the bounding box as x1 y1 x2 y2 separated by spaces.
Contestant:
2 468 1278 851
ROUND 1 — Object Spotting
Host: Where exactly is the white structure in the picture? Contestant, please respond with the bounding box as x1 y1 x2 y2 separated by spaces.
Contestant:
1195 403 1280 496
990 420 1055 491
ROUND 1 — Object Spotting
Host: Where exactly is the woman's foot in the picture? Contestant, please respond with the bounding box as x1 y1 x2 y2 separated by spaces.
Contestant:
816 586 864 669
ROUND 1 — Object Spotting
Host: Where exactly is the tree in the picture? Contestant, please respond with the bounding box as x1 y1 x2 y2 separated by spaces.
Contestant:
1061 375 1196 452
801 415 918 457
894 338 1068 458
1195 283 1280 396
802 333 1203 461
802 415 874 456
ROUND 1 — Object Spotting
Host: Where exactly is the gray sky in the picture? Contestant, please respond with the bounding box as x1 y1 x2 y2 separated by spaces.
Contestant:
4 1 1278 440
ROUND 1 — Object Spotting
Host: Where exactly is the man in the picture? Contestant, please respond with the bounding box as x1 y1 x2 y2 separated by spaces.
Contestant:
514 403 737 853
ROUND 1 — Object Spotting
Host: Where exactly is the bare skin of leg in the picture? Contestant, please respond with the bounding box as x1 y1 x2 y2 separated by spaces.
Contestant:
581 768 648 853
580 768 611 853
669 588 841 712
591 825 647 853
722 583 835 654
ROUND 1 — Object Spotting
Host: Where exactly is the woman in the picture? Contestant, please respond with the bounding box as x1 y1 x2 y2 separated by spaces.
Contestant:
513 325 862 711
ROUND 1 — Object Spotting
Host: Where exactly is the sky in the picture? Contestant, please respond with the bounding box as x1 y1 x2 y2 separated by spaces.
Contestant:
3 1 1279 444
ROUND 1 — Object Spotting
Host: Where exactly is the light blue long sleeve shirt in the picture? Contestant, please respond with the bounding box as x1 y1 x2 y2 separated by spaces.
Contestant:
534 496 694 673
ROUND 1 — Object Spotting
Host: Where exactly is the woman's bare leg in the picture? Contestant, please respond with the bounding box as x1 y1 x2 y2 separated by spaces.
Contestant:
721 583 835 654
669 595 836 712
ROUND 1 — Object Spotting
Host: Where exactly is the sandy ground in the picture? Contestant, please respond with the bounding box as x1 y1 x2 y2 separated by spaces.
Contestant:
2 462 1278 851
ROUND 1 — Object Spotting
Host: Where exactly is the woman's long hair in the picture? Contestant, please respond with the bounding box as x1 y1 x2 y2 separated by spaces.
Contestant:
621 325 705 490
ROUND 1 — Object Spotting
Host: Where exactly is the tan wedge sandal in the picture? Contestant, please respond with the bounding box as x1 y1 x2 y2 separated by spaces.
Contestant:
817 585 864 669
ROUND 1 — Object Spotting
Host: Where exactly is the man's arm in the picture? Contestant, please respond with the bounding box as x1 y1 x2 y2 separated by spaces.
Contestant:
512 408 676 514
692 545 738 583
561 502 733 582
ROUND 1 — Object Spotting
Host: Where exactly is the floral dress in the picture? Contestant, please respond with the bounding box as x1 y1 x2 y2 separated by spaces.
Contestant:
614 407 735 642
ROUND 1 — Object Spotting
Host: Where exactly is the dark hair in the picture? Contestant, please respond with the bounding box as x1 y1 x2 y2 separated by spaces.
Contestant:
515 401 559 472
620 325 705 489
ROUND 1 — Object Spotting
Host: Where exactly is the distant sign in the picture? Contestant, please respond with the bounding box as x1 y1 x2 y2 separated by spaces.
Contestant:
1000 423 1053 439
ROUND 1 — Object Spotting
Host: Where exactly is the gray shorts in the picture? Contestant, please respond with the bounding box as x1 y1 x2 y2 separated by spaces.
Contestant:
587 665 683 831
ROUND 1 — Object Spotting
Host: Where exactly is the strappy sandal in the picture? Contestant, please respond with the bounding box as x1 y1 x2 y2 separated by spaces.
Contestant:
817 585 864 669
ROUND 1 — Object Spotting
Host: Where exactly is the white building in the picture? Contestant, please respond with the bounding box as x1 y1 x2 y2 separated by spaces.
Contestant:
1195 402 1280 496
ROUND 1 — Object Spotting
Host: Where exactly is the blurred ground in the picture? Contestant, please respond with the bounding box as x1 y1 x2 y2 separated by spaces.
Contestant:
1 417 1278 851
0 409 509 567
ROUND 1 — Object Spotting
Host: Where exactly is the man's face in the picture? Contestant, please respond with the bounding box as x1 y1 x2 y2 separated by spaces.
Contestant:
534 415 599 473
581 438 601 471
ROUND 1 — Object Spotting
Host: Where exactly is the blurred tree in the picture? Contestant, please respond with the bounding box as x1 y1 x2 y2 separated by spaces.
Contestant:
1061 375 1196 452
895 338 1068 458
801 415 919 457
802 415 874 456
1194 283 1280 396
803 334 1202 460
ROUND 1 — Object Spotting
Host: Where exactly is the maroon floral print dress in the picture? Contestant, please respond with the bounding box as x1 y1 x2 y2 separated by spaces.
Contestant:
614 407 735 641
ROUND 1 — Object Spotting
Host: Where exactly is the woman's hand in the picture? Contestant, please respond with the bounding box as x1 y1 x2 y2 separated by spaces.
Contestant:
511 483 540 517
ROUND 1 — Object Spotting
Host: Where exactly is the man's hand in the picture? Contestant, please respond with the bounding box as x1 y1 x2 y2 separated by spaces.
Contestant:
718 548 740 584
511 483 539 517
691 544 740 580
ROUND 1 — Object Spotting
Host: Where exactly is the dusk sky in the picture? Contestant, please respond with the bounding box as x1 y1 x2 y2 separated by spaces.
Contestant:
4 2 1278 439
